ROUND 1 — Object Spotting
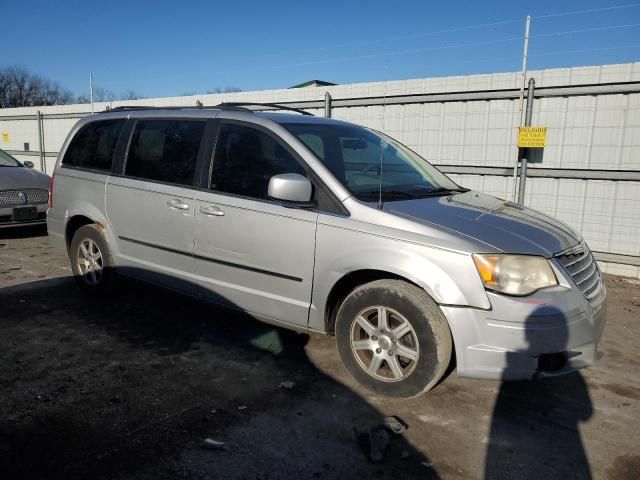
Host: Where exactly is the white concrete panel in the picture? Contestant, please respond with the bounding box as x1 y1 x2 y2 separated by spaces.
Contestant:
1 62 640 276
599 262 640 278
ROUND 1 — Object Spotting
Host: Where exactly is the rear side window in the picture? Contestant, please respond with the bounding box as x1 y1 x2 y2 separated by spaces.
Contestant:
62 119 125 171
125 120 205 186
210 123 306 200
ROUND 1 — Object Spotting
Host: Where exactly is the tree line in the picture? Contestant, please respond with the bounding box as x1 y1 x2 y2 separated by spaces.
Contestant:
1 66 242 109
0 66 144 108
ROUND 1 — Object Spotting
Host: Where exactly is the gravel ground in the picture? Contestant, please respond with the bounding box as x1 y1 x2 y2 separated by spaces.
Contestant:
1 225 639 479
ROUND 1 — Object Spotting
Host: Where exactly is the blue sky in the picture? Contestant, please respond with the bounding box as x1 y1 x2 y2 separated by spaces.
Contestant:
3 0 639 97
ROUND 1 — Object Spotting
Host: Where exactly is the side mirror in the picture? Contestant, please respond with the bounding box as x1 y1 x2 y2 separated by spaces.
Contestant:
268 173 313 204
23 160 34 169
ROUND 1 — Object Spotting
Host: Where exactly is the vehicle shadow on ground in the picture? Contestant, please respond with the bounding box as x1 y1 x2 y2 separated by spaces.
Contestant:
0 224 47 240
485 307 593 479
0 270 440 480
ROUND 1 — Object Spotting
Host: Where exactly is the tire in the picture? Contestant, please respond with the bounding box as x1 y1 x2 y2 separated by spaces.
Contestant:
69 224 115 293
335 279 452 398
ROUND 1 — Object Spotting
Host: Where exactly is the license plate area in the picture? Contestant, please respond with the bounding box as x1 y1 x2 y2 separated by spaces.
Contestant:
13 206 38 221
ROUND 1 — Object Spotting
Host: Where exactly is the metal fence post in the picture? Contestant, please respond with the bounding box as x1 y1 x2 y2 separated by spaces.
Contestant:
37 111 45 173
512 15 532 201
324 91 332 118
518 78 535 205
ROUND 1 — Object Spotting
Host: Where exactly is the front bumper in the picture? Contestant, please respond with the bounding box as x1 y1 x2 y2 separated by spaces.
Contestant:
441 278 607 381
0 204 48 228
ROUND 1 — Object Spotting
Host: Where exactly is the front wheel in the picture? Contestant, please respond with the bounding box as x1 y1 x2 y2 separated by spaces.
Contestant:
335 279 452 398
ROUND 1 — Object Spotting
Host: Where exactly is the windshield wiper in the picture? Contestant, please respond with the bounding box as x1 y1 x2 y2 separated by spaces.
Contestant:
416 187 470 196
357 190 416 200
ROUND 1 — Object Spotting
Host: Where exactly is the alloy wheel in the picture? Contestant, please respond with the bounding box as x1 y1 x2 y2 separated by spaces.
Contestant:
350 306 420 382
76 238 104 286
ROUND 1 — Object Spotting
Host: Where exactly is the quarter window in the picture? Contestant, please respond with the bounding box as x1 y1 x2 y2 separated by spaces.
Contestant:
62 119 125 171
125 120 205 186
210 123 306 200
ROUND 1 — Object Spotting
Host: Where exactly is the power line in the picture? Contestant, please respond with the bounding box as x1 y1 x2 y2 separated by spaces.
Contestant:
530 44 640 58
213 36 523 75
533 23 640 38
534 3 640 19
258 19 523 59
203 7 640 80
130 6 640 88
251 6 637 60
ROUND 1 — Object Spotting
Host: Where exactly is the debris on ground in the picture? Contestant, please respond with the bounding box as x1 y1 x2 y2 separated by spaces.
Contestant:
355 416 408 463
279 381 296 390
383 416 408 435
202 438 225 450
355 425 390 463
237 405 247 410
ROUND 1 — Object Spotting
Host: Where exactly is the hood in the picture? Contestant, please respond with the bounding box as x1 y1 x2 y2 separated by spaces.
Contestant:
0 166 50 190
383 191 581 257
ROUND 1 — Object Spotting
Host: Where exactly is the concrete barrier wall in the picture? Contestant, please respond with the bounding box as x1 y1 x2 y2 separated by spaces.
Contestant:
1 62 639 276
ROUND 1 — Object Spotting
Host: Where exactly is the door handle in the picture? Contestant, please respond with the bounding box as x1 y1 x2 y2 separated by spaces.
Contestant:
167 199 190 210
199 205 225 217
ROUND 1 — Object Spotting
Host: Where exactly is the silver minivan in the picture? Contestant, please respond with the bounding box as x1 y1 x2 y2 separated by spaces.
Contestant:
47 104 606 397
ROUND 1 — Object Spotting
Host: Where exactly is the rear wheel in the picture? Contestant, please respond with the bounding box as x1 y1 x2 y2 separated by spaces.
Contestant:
335 279 452 398
69 224 114 292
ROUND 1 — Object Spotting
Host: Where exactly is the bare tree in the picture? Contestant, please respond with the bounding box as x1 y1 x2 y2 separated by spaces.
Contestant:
91 86 116 103
120 89 144 100
180 87 242 97
0 66 75 108
206 86 242 94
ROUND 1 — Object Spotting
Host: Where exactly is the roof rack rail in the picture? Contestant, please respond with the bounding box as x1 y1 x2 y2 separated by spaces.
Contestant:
215 102 314 116
102 106 156 112
99 105 220 113
97 102 314 116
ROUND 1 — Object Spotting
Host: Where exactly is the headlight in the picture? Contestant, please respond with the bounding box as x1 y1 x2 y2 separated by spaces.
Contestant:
472 254 558 296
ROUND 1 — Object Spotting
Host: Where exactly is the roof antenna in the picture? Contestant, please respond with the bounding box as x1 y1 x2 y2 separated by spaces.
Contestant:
377 58 389 210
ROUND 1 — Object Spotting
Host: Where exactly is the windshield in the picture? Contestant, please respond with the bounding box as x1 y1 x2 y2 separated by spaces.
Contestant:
282 122 463 202
0 149 22 167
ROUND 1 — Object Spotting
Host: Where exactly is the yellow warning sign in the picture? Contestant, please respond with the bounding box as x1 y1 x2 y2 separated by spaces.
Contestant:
518 127 546 148
1 133 8 143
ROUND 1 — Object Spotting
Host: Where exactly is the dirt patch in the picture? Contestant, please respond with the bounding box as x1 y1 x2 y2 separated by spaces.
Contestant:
600 383 640 401
1 231 639 479
608 454 640 480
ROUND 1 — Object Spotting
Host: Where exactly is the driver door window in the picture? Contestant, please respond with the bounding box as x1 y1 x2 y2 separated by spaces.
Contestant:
210 123 306 200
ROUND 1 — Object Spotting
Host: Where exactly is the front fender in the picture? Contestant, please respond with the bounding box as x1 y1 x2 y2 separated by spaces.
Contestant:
309 223 490 332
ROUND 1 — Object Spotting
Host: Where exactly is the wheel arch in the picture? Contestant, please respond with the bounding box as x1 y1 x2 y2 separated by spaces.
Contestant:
65 215 96 251
324 269 422 335
64 205 115 254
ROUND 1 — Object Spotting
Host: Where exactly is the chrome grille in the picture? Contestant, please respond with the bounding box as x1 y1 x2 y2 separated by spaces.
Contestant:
0 188 49 207
556 243 602 300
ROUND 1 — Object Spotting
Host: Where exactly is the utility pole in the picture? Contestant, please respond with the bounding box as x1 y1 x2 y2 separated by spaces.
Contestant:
89 73 94 114
518 78 535 205
37 111 44 172
512 15 531 201
324 91 332 118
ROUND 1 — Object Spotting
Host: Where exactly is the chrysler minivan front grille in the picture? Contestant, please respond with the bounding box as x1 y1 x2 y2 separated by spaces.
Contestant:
0 189 49 207
556 243 602 300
